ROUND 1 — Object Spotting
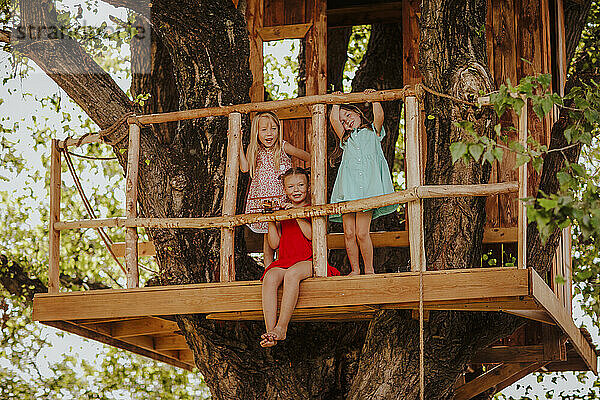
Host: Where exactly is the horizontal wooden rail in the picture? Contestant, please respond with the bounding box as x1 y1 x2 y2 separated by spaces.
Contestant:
128 89 414 125
54 182 518 231
111 227 518 257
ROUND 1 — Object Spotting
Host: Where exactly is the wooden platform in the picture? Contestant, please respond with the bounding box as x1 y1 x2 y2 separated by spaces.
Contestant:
33 267 597 375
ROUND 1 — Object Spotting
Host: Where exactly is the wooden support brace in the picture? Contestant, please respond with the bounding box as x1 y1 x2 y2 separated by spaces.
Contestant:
125 123 140 288
220 112 242 282
247 0 264 103
517 96 528 269
48 139 62 294
454 362 543 400
405 96 426 272
311 103 327 277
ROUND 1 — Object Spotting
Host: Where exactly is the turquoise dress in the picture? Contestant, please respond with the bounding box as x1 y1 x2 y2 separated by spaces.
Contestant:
330 125 398 223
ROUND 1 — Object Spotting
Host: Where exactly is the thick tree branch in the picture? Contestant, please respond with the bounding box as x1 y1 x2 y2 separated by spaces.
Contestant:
565 0 593 65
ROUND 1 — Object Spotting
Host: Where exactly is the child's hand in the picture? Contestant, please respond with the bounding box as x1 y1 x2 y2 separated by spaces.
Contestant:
332 91 344 95
364 88 376 104
282 202 294 210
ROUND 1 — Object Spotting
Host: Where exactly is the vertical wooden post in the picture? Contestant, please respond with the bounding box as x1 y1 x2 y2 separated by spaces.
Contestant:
125 123 140 288
517 97 528 269
311 103 327 277
48 139 62 294
405 96 426 272
246 0 264 103
220 112 242 282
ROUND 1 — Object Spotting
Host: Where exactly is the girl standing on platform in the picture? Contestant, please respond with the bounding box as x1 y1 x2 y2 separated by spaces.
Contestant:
260 167 340 348
329 89 397 275
239 112 310 267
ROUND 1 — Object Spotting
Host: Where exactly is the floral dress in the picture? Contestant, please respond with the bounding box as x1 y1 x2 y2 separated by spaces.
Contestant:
330 125 397 223
245 142 293 233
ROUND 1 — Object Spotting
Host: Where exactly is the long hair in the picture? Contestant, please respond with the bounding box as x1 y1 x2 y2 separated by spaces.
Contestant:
329 104 372 167
247 112 284 179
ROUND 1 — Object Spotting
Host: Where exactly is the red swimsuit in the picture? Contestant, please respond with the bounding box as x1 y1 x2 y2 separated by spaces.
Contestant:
261 219 340 279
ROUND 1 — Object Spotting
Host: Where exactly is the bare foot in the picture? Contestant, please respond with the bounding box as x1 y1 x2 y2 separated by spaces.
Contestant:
260 332 277 348
364 268 375 274
348 270 360 276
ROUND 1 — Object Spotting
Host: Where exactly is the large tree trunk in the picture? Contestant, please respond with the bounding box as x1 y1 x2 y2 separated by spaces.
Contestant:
5 0 594 399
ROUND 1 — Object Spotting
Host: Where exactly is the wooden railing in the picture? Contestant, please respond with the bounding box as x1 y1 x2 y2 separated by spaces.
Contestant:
48 88 529 293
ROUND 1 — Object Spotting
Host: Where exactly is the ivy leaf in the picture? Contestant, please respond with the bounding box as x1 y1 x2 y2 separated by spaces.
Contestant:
450 142 468 164
468 143 484 161
516 153 530 167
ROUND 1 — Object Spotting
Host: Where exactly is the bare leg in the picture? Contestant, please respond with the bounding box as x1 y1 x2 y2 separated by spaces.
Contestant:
342 213 360 275
270 261 313 342
355 210 374 274
261 267 285 347
263 234 274 267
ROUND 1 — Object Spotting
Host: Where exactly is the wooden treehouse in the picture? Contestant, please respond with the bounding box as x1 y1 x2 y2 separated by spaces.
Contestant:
33 0 596 398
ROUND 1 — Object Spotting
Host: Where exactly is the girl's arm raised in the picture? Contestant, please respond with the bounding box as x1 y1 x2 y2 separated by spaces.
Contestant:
283 141 311 164
364 88 384 136
239 144 249 173
267 221 281 249
296 218 312 240
329 103 345 140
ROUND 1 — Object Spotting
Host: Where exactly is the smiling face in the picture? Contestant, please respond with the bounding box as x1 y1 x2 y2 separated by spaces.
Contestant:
339 107 362 131
283 173 309 206
257 115 279 148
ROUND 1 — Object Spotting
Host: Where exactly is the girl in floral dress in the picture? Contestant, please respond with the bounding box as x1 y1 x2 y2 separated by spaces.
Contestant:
239 111 310 267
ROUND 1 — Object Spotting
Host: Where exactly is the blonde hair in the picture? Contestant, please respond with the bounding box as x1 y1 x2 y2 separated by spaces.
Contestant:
247 112 284 179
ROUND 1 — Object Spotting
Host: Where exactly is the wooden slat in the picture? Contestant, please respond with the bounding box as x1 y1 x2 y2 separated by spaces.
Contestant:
155 335 188 351
179 349 194 363
504 310 555 325
472 345 545 364
258 23 312 41
247 0 264 103
110 317 179 338
311 103 327 277
327 2 402 27
277 105 311 119
220 112 242 282
207 305 377 321
402 0 421 86
530 269 598 373
454 363 543 400
405 96 425 272
125 123 140 288
305 0 326 96
517 97 528 269
42 320 193 371
33 268 531 321
113 227 519 257
48 139 61 294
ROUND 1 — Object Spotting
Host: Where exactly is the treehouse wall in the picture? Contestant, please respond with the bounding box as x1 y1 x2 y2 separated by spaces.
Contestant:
246 0 327 167
403 0 567 231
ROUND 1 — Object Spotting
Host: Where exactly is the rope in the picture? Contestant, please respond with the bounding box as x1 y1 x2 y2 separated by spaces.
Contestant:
66 151 117 161
419 265 425 400
59 112 140 150
63 150 127 274
416 83 493 108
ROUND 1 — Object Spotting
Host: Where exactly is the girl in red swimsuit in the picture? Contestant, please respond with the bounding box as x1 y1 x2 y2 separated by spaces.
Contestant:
260 167 340 347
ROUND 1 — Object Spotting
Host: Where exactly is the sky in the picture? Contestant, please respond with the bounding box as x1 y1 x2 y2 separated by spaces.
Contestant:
1 1 599 398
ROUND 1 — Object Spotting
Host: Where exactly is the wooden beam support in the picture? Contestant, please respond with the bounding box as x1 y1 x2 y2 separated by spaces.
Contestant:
33 268 531 321
311 103 327 277
155 335 188 351
56 182 519 231
220 112 242 282
405 96 426 272
517 97 528 269
492 362 549 395
247 0 264 103
125 123 140 288
471 344 565 364
454 363 543 400
258 23 312 41
48 139 62 294
530 269 597 373
327 2 403 27
110 317 179 338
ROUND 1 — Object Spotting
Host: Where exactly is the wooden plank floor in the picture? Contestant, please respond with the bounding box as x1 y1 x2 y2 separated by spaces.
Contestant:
33 267 597 375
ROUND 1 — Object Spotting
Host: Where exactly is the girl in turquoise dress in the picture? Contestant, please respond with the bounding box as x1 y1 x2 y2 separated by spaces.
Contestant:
329 89 397 275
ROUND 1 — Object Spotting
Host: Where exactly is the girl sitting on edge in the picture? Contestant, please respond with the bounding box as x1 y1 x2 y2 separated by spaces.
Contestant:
239 111 310 267
260 167 340 347
329 89 397 275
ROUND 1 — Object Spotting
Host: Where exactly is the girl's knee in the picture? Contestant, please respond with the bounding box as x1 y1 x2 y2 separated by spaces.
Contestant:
343 226 356 240
263 271 281 287
356 227 371 242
